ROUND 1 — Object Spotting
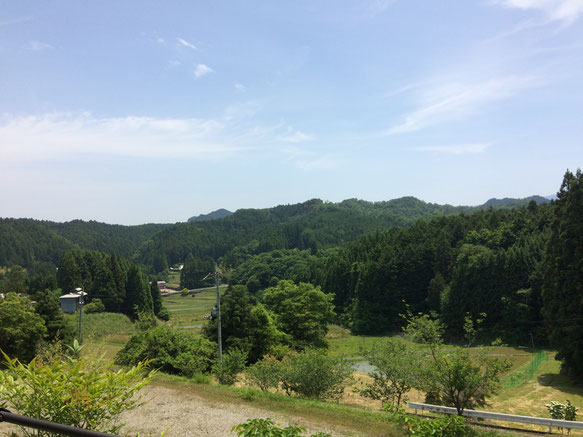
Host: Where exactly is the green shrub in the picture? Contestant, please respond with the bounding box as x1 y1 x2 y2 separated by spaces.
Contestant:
0 351 153 436
231 418 331 437
279 349 353 400
565 400 579 421
135 310 158 331
157 306 170 321
116 325 216 377
83 298 105 314
386 405 468 437
246 356 282 391
545 400 578 421
0 292 47 363
213 348 247 385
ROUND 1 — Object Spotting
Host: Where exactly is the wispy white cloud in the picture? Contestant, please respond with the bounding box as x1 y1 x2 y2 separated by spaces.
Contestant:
177 37 197 50
235 83 247 93
194 64 214 78
493 0 583 25
24 41 53 51
281 146 343 171
414 143 491 154
385 75 543 135
364 0 396 18
277 128 314 143
0 113 317 164
0 113 247 162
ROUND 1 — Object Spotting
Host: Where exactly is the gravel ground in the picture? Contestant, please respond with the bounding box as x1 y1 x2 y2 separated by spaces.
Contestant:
1 384 351 437
119 385 352 437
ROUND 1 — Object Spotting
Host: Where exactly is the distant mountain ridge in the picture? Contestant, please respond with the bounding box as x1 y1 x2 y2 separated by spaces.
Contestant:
188 208 233 223
186 195 551 222
0 194 551 273
480 195 552 209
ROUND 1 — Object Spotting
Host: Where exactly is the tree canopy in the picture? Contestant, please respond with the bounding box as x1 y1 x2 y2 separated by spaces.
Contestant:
542 169 583 378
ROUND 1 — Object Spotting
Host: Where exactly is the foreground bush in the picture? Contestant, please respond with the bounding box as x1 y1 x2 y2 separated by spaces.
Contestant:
116 325 216 377
246 349 353 400
232 418 331 437
280 350 353 400
0 351 153 436
213 348 247 385
0 292 47 363
386 405 467 437
245 355 282 391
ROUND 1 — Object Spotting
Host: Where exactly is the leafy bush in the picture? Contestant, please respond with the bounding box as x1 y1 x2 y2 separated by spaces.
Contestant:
0 351 153 436
157 306 170 321
116 325 216 377
135 309 158 331
279 349 353 400
83 298 105 314
386 405 468 437
545 400 578 421
231 418 331 437
213 348 247 385
0 292 47 363
358 338 420 406
245 355 282 391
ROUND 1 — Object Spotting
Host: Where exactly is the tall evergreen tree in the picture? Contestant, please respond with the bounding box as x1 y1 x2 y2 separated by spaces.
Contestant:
542 169 583 378
150 280 163 316
122 266 153 318
34 289 75 344
56 251 82 294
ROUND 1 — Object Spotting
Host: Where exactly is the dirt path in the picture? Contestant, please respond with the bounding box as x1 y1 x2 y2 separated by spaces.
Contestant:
0 385 354 437
118 385 354 437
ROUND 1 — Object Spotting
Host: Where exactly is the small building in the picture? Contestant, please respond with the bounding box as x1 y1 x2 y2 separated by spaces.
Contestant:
59 291 87 314
169 265 184 272
157 281 166 289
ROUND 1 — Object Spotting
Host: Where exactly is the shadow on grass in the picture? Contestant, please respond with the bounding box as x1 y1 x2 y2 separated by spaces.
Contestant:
537 372 583 396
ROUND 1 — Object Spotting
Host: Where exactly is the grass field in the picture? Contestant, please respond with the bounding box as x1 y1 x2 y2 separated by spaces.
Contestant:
163 286 226 332
166 271 181 288
73 300 583 435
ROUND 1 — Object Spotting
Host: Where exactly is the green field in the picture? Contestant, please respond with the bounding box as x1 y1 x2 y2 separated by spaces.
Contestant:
166 271 181 288
72 301 583 435
163 286 226 332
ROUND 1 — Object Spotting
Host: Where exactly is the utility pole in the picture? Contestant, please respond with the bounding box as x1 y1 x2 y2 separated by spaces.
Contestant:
75 287 85 344
215 262 222 362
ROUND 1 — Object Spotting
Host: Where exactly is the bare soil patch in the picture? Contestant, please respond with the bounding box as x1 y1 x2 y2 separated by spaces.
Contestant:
118 385 355 437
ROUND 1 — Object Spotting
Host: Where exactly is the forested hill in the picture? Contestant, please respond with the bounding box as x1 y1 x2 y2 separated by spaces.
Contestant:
187 208 233 222
0 218 169 274
481 195 551 209
136 196 548 272
1 195 549 274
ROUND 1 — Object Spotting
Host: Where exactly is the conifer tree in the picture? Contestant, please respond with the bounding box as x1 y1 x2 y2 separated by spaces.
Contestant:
56 251 82 293
123 266 153 318
542 169 583 378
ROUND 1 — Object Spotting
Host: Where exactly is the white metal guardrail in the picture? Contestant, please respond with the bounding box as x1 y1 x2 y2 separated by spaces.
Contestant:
408 402 583 434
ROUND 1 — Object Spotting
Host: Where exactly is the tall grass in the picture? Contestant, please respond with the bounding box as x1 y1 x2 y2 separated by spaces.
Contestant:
64 312 135 343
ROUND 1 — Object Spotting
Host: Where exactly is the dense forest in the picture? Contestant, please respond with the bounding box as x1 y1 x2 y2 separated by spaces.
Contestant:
2 180 581 377
0 195 550 276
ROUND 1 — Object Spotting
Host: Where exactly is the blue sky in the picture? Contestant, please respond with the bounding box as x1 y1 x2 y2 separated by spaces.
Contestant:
1 0 582 225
